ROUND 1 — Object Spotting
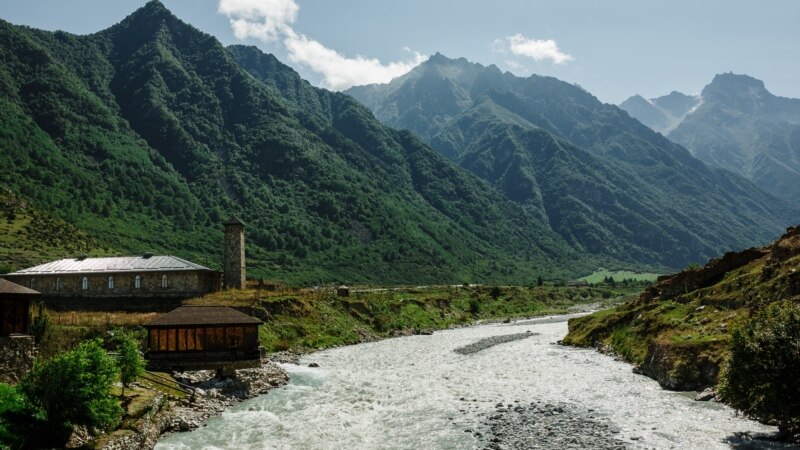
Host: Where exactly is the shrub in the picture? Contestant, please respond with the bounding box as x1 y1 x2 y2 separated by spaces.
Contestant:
718 301 800 438
0 383 28 449
19 339 122 441
468 297 481 314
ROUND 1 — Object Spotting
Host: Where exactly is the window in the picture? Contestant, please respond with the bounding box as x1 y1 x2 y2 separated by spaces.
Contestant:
134 275 141 289
30 278 36 289
108 276 114 289
82 277 89 290
161 274 168 288
56 277 63 290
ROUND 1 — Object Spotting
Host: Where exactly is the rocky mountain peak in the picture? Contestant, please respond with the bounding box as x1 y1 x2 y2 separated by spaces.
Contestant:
702 72 768 104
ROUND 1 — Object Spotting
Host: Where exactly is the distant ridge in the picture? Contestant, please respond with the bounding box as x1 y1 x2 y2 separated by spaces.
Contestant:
346 55 797 269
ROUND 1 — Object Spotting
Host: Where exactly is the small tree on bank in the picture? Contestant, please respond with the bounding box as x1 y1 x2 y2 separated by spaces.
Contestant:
718 301 800 438
115 331 145 397
20 339 122 441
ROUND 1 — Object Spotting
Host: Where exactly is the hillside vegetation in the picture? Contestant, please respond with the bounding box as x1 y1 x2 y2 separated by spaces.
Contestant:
563 226 800 391
0 189 112 273
187 284 636 352
0 1 594 284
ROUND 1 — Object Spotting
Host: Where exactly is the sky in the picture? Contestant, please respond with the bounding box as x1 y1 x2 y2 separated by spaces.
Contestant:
0 0 797 104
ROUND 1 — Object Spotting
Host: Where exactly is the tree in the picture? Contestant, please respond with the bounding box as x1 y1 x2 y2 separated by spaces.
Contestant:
536 276 543 287
718 301 800 438
114 332 145 397
19 339 122 441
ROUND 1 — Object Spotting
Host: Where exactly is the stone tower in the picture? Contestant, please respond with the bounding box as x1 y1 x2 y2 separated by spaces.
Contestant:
223 217 246 289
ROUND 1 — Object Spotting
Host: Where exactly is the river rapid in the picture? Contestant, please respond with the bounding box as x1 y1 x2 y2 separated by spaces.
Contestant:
156 315 794 449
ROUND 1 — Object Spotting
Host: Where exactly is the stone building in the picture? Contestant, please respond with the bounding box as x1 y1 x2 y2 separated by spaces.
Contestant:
3 255 221 299
223 217 246 289
145 305 261 374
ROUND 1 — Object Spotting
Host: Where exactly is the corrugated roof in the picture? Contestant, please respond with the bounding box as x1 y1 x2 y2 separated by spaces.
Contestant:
147 306 261 326
0 278 40 295
7 255 215 275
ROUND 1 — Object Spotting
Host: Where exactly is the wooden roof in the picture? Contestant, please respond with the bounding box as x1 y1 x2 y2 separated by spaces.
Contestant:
147 306 261 327
0 278 40 296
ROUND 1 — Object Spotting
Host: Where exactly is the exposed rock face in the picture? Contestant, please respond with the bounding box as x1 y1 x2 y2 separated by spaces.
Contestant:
645 248 769 303
0 335 36 383
637 341 721 390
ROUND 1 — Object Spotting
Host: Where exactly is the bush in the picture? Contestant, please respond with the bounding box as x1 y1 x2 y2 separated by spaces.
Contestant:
0 383 28 449
718 301 800 437
468 297 481 314
19 339 122 441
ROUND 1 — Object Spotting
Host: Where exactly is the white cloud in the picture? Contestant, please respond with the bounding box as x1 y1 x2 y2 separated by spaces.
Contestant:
499 34 574 65
218 0 425 90
284 32 426 90
218 0 298 42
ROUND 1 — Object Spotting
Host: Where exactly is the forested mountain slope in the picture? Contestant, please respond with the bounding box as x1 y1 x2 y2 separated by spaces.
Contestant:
0 1 588 284
346 55 797 269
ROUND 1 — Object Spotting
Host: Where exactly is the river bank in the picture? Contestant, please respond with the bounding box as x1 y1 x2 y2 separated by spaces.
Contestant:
157 315 791 449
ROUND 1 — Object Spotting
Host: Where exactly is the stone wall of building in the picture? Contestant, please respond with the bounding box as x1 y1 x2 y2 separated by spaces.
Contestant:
0 335 37 383
4 271 220 298
223 222 245 289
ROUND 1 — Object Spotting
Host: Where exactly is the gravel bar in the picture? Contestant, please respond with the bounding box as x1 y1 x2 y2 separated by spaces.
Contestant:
453 332 537 355
476 401 629 450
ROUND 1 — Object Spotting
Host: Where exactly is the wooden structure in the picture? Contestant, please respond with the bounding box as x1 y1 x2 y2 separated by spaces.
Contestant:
145 306 261 373
337 285 350 297
0 278 38 336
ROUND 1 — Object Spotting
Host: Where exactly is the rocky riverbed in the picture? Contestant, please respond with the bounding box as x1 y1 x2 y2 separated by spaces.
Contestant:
474 400 628 450
157 317 793 449
163 355 292 434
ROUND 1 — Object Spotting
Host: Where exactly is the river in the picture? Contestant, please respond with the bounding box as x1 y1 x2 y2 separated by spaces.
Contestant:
156 315 794 449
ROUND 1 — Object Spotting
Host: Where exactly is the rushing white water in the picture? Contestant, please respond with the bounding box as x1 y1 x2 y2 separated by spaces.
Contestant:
157 315 791 449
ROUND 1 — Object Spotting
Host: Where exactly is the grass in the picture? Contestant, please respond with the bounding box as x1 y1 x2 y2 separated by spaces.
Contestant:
47 310 159 329
45 311 158 328
578 267 661 283
0 189 114 274
189 284 641 352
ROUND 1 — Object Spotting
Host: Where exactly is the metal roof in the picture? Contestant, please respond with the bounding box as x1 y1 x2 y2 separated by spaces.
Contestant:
0 278 40 295
7 255 215 275
146 306 261 326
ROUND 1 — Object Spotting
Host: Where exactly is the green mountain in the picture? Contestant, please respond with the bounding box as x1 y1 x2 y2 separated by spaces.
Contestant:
0 1 589 284
666 73 800 206
346 55 797 269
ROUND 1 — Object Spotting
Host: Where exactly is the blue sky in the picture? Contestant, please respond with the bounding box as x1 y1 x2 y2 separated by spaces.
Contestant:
1 0 797 104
